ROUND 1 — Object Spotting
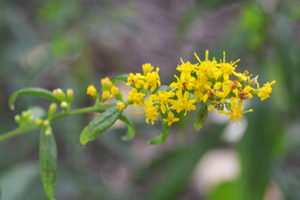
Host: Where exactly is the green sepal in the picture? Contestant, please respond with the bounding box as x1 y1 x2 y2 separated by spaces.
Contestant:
149 112 170 145
39 128 57 200
111 74 129 84
9 88 60 110
194 104 208 131
119 114 135 141
80 106 122 145
153 85 172 94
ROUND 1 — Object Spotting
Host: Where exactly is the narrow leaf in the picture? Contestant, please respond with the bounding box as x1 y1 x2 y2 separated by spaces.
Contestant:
111 74 129 84
119 114 135 141
80 106 122 145
39 128 57 200
149 121 170 145
9 88 60 110
194 104 208 131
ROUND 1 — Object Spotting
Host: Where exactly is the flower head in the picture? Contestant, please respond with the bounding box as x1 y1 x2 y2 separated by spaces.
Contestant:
163 112 179 126
151 90 175 114
142 63 154 75
126 73 145 89
218 97 253 125
258 81 276 101
101 77 113 90
117 102 125 111
144 67 161 92
169 90 196 116
87 85 97 96
128 88 145 107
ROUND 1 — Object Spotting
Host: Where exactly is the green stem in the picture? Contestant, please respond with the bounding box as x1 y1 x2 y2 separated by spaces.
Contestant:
0 104 116 142
0 124 38 142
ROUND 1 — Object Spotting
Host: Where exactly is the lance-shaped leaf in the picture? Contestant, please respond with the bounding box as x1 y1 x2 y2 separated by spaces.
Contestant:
149 112 170 145
39 128 57 200
80 106 122 145
194 104 208 131
111 74 129 84
9 88 60 110
119 114 135 141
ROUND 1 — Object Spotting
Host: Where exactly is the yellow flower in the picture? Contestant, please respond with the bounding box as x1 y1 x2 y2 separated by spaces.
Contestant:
163 112 179 126
218 97 253 125
136 96 159 125
126 73 145 89
169 90 196 116
116 102 125 111
177 58 196 78
87 85 97 96
258 81 276 101
127 88 145 107
101 77 113 90
111 86 120 97
170 73 195 91
194 50 217 78
215 51 241 81
193 74 212 101
102 90 111 100
215 81 231 99
144 67 161 92
235 85 253 101
142 63 154 75
151 90 175 114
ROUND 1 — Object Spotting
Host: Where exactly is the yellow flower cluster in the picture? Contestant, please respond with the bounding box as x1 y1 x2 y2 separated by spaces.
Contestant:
86 50 275 127
86 77 123 108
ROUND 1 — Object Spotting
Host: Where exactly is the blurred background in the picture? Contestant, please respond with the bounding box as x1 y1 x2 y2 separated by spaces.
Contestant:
0 0 300 199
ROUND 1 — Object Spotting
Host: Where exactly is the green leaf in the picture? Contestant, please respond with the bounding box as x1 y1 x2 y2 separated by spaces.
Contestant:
152 85 172 94
9 88 60 110
145 127 223 200
80 106 122 145
149 115 170 145
39 128 57 200
194 104 208 131
111 74 129 84
119 114 135 141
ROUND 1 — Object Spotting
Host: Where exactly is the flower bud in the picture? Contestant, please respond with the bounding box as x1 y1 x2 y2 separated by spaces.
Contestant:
249 75 259 87
15 115 21 123
60 101 68 109
43 120 50 127
35 119 43 126
67 89 74 102
53 88 66 101
48 103 57 117
45 126 52 136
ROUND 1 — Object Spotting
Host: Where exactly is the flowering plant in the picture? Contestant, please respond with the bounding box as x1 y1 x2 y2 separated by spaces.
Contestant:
0 51 275 200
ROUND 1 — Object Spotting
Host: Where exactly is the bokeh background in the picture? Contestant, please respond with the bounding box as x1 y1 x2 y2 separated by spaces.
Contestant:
1 0 300 199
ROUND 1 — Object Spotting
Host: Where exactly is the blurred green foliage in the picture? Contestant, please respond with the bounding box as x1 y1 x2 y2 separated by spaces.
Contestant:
0 0 300 199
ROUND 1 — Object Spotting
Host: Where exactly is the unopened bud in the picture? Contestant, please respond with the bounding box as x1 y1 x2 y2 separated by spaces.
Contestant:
27 116 33 123
67 89 74 102
249 75 259 87
43 120 50 127
35 119 43 126
15 115 21 123
53 88 66 101
60 101 68 109
45 126 52 136
48 103 57 117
